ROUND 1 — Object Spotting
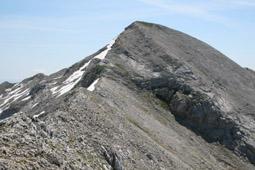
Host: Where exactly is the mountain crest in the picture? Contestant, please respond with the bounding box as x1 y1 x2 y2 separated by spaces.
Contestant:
0 21 255 169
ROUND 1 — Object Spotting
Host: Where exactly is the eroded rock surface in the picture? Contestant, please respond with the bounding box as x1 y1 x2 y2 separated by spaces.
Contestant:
0 21 254 169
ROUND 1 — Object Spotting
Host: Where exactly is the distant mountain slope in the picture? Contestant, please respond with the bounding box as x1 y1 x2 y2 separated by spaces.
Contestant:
0 81 14 94
0 21 254 169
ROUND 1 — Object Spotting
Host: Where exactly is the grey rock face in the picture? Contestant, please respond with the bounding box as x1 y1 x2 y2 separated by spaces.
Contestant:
0 21 254 169
112 21 255 164
0 82 14 94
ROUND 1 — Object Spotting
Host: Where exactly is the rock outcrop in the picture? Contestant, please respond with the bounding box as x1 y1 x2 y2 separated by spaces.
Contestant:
0 21 254 169
0 81 14 94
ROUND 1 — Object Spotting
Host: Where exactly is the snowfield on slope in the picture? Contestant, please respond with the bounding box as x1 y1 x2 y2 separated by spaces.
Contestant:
51 39 115 97
0 84 30 114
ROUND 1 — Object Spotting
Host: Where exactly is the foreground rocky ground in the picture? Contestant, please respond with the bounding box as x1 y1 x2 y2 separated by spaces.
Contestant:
0 21 255 169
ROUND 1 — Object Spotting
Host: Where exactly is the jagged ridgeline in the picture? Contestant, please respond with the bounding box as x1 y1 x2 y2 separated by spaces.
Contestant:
0 21 255 170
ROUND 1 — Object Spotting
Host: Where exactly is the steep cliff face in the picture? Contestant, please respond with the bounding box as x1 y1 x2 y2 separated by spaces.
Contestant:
0 21 254 170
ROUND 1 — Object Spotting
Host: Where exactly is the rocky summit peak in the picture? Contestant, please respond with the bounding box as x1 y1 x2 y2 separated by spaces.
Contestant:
0 21 255 169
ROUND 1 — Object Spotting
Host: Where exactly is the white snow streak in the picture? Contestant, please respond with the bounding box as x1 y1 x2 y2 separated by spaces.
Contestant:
52 60 91 97
0 88 29 107
9 85 23 95
50 38 115 97
33 111 45 119
85 39 115 92
80 60 92 70
32 103 39 108
94 39 116 60
5 88 12 92
50 86 59 94
53 76 62 80
87 78 100 92
0 84 30 113
57 83 76 97
13 83 20 88
12 89 30 102
64 64 89 84
21 96 31 101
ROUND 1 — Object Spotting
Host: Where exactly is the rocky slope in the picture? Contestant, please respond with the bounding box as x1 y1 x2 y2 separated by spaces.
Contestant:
0 21 254 170
0 82 14 94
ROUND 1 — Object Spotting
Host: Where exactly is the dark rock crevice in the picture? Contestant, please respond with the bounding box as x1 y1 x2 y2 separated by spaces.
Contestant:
102 147 123 170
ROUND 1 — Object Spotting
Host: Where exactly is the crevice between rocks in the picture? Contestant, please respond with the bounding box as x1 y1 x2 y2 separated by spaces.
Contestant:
101 146 123 170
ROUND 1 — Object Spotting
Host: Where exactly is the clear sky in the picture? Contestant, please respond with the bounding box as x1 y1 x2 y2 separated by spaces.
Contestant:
1 0 254 83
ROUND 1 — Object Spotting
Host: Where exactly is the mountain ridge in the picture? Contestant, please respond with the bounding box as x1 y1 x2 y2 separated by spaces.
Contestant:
0 21 254 169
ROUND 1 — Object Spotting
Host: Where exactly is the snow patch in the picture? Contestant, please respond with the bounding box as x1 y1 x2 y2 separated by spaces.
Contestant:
94 39 116 60
12 89 30 103
5 88 12 92
33 111 45 119
64 63 90 84
9 85 23 95
53 76 62 80
21 96 31 101
57 83 76 97
87 78 100 92
50 86 60 94
13 83 20 88
32 103 39 108
0 84 30 113
1 89 29 107
52 60 91 97
51 38 115 97
80 60 91 70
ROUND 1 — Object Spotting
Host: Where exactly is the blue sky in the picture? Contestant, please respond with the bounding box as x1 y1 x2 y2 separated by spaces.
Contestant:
0 0 254 83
